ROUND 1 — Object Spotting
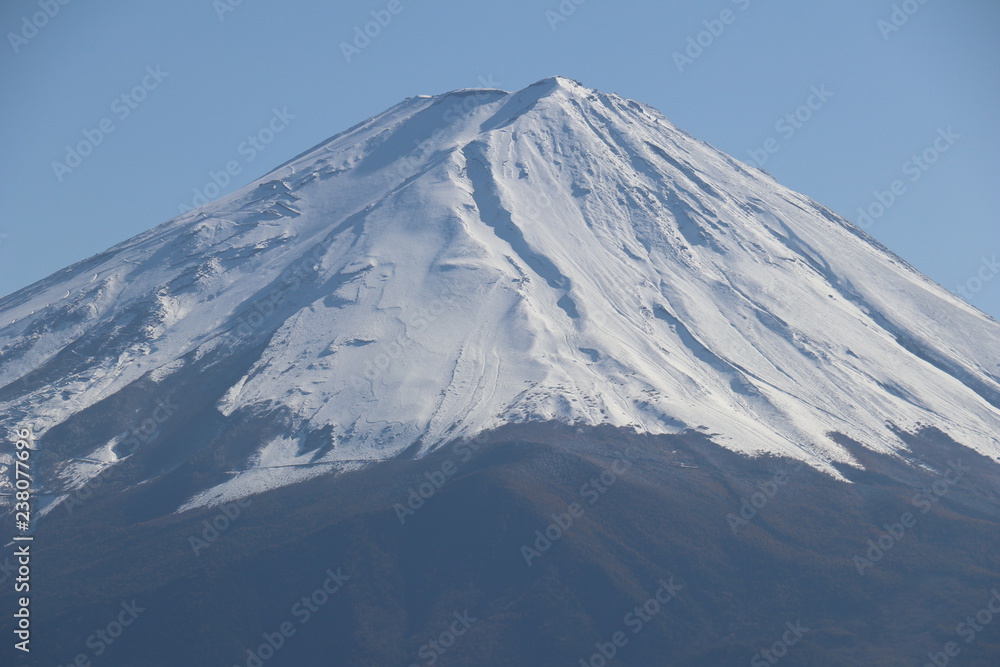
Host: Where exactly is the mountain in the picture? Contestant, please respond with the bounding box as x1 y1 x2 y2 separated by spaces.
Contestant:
1 76 997 513
1 77 999 666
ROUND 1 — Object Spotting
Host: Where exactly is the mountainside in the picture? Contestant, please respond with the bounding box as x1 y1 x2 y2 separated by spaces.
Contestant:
12 424 1000 666
3 76 1000 667
1 76 998 518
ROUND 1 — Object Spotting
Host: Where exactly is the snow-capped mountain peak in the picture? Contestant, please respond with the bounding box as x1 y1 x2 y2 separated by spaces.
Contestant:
2 77 998 512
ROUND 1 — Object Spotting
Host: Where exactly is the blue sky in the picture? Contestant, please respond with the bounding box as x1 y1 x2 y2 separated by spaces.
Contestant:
1 0 998 318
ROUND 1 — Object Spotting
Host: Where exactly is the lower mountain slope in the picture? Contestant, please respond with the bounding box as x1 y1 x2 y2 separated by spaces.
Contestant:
6 423 998 666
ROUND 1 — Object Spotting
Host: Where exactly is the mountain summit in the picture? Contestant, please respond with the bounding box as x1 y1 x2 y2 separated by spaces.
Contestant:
1 76 998 514
4 77 1000 667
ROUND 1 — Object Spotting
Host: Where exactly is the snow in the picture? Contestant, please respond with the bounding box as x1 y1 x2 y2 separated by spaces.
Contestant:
1 76 999 511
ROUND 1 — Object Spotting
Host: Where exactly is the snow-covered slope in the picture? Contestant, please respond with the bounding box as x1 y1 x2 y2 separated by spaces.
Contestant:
2 76 999 510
